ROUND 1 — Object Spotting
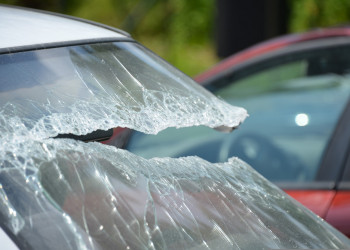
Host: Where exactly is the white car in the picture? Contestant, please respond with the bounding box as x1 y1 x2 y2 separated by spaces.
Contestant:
0 5 349 250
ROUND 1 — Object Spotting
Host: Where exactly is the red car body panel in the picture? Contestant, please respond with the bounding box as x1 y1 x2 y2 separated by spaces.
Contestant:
325 192 350 237
288 190 350 237
286 190 336 218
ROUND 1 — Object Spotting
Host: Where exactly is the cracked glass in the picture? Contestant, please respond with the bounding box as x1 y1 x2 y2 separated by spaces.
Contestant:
0 41 349 249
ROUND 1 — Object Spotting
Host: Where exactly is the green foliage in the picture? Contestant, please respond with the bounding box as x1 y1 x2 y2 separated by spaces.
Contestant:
289 0 350 32
68 0 123 26
128 0 216 75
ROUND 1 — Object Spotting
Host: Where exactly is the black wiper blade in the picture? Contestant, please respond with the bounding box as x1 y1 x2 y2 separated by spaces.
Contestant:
54 128 113 142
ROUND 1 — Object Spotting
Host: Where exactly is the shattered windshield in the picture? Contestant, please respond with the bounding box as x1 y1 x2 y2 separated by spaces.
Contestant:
0 42 246 137
0 42 349 249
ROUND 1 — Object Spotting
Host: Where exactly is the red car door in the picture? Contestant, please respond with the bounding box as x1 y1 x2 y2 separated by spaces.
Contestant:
286 190 336 218
325 155 350 237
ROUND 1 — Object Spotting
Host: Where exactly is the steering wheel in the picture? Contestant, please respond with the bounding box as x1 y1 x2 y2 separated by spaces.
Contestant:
219 133 306 181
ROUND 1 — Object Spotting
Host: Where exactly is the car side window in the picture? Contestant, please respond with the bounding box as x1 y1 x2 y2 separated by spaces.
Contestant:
214 51 350 183
217 60 308 98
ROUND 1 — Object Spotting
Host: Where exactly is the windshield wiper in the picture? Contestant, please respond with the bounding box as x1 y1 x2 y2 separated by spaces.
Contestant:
54 129 113 142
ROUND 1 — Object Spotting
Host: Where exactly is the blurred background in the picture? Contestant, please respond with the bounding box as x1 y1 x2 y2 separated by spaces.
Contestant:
2 0 350 77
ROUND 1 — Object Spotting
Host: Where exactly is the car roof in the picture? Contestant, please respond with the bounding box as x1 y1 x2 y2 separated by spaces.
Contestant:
195 27 350 83
0 5 130 52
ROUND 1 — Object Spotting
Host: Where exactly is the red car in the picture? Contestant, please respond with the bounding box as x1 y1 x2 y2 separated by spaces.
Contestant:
195 28 350 236
125 27 350 236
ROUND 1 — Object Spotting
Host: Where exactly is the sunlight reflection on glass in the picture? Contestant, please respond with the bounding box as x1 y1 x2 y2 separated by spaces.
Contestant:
295 113 309 127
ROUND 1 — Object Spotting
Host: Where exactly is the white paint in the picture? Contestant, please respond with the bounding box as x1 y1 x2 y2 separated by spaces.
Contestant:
0 6 126 50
